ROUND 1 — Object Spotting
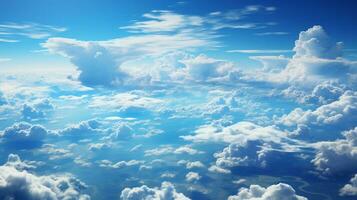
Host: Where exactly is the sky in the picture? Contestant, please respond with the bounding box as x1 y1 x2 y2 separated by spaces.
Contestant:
0 1 357 200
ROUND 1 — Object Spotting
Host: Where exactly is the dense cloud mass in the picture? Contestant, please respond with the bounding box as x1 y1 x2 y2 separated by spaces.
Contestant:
0 155 90 200
312 127 357 175
228 183 307 200
120 182 190 200
0 122 48 148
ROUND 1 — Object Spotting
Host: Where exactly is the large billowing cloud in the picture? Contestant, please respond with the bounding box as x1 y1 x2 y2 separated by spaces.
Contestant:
228 183 307 200
249 25 356 96
279 25 356 85
312 127 357 175
0 122 48 148
0 154 90 200
120 182 190 200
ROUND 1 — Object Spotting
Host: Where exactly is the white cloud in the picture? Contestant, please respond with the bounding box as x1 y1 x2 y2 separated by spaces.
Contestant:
185 172 201 182
278 91 357 135
99 159 144 169
228 183 307 200
208 165 231 174
120 182 190 200
214 141 266 169
144 145 203 156
255 32 289 36
56 119 102 139
186 161 205 169
250 55 290 73
180 54 237 81
4 154 41 170
181 121 289 146
0 155 90 200
228 50 292 54
0 22 66 41
89 92 163 112
0 122 48 148
340 174 357 196
312 127 357 175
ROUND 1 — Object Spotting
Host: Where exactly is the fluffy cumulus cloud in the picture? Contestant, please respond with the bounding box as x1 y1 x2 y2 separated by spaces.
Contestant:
278 25 356 85
185 172 201 182
228 183 307 200
0 122 48 148
278 91 357 136
56 119 103 139
312 127 357 175
0 155 90 200
4 154 39 170
281 81 346 105
340 174 357 196
214 141 266 169
120 182 190 200
42 38 128 86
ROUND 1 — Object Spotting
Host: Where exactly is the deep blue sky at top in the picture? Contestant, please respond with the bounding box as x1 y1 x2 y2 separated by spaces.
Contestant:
1 0 357 68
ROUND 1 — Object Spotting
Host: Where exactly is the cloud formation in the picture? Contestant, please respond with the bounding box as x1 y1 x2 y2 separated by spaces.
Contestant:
0 155 90 200
120 182 190 200
0 122 48 148
228 183 307 200
340 174 357 196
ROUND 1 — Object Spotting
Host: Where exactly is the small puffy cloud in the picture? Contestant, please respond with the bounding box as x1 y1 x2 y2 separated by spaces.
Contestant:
145 145 203 156
340 174 357 196
0 155 90 200
228 183 307 200
186 161 205 169
120 181 190 200
208 165 231 174
99 159 143 169
312 127 357 175
4 154 43 170
88 142 112 151
185 172 201 182
56 119 102 139
0 122 48 148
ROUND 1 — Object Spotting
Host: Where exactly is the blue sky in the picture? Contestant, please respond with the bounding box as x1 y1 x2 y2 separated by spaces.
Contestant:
0 1 357 200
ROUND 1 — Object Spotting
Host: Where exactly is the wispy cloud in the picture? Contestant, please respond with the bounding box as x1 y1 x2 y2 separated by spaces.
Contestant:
0 22 66 42
227 49 292 53
0 38 18 43
121 5 277 34
255 32 289 36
